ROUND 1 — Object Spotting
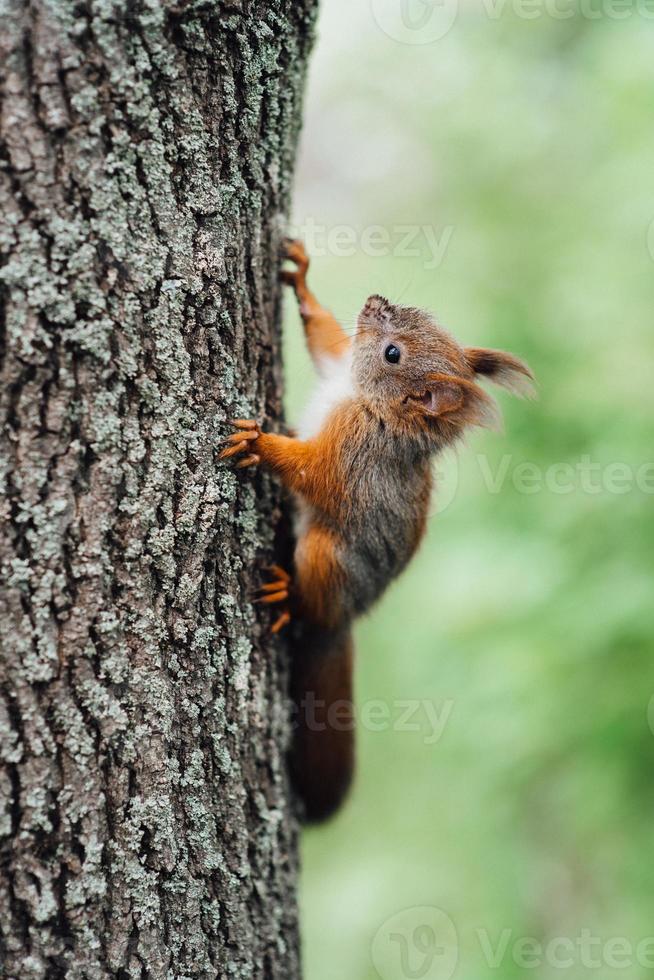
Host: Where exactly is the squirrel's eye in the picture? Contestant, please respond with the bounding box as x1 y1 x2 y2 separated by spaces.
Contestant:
384 344 401 364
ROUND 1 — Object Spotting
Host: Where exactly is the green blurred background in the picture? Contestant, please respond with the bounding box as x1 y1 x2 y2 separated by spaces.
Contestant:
282 4 654 978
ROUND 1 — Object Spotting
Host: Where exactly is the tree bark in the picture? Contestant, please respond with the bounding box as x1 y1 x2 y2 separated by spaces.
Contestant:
0 2 317 977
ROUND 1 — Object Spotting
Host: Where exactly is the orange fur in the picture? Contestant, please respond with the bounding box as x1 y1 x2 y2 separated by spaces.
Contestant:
255 425 349 523
281 239 351 363
294 523 344 630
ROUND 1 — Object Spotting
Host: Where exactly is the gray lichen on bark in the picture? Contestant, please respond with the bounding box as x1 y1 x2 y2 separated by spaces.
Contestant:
0 0 317 976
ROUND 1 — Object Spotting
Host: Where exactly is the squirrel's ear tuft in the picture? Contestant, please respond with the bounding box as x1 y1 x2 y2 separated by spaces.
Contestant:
465 347 535 397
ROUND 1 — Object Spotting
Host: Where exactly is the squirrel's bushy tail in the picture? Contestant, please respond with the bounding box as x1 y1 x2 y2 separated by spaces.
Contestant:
289 625 354 823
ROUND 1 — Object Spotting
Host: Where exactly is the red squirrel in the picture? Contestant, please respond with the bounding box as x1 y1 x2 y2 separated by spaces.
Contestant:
220 239 533 822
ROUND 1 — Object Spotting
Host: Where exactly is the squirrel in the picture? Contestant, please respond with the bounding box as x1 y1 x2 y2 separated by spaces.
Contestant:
220 238 534 822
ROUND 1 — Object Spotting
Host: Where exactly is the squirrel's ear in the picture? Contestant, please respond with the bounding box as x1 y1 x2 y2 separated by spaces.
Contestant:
465 347 535 396
425 374 499 429
429 381 464 417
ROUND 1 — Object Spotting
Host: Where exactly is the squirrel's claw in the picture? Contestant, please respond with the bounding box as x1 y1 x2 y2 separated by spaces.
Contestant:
282 238 308 267
255 564 292 633
218 420 261 467
219 430 258 447
253 569 290 601
280 238 309 287
219 440 249 460
256 581 288 595
235 453 260 469
255 589 288 605
271 610 291 634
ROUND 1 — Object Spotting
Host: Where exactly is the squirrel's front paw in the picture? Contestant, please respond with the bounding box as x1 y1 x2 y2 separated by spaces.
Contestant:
280 237 308 286
218 419 261 469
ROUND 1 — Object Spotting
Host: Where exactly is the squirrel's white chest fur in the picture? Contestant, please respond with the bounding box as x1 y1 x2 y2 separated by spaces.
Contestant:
297 350 354 440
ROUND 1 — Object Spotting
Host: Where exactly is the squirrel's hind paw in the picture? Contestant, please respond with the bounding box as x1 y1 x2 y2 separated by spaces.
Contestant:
253 564 292 634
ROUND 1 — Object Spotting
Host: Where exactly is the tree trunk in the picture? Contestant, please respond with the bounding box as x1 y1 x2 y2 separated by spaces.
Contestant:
0 2 317 977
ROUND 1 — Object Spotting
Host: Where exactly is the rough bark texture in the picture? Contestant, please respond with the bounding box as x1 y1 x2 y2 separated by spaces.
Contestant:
0 1 317 976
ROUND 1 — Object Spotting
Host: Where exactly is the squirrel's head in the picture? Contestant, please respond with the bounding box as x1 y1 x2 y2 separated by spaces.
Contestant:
353 295 534 446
